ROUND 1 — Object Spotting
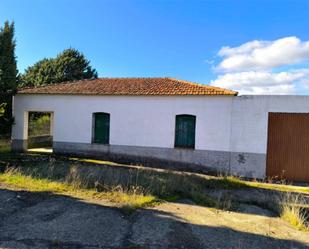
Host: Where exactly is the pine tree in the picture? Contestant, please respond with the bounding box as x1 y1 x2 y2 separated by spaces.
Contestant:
55 48 98 83
0 21 17 92
20 58 56 87
0 21 18 135
20 48 98 87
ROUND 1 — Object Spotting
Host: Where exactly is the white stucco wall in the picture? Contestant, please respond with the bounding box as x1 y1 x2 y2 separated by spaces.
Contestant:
12 93 309 178
12 94 234 151
230 95 309 154
12 94 309 155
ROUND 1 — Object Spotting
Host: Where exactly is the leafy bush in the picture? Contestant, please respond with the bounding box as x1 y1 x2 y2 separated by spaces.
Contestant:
28 113 51 137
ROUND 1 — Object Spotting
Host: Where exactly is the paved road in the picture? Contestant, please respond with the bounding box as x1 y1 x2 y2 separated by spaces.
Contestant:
0 188 308 249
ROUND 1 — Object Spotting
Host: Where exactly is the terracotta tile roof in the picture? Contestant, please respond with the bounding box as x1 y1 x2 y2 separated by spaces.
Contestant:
18 77 237 96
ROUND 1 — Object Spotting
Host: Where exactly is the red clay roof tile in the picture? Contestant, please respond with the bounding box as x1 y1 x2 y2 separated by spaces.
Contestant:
18 77 237 96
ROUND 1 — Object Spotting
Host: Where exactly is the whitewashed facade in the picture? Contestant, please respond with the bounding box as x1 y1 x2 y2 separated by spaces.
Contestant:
11 90 309 179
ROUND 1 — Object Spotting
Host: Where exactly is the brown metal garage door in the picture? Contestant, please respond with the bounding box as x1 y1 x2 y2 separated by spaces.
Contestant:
267 113 309 182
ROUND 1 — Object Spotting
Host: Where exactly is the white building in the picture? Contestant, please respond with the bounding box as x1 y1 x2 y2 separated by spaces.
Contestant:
12 78 309 182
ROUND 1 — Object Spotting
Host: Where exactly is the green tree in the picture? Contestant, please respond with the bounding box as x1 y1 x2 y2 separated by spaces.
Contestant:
20 48 98 87
0 21 18 135
54 49 98 82
20 58 55 87
0 103 6 117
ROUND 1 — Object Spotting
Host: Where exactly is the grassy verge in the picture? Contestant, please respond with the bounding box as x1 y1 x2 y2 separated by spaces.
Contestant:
0 154 247 213
0 139 11 153
245 181 309 194
0 170 157 212
72 157 309 195
0 153 308 229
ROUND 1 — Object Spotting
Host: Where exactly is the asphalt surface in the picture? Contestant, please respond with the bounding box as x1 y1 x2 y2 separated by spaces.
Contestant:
0 188 308 249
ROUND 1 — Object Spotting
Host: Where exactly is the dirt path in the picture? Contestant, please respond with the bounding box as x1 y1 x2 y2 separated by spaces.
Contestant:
0 188 308 249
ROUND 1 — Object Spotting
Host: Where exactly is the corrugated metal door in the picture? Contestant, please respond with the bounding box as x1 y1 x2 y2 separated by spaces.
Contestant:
266 113 309 182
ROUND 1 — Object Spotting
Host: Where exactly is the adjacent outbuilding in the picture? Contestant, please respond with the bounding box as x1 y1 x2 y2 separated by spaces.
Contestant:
11 77 309 182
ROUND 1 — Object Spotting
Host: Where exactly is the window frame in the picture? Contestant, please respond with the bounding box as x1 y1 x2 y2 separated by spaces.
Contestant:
92 112 110 144
174 114 196 149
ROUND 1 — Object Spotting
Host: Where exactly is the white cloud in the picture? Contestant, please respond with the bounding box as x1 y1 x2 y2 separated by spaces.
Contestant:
210 36 309 94
211 70 309 95
217 36 309 72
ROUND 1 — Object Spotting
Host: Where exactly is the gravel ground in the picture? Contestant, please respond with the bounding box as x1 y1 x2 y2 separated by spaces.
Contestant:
0 188 308 249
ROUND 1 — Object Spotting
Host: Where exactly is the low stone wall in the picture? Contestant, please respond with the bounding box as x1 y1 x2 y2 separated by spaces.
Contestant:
53 141 266 178
229 152 266 179
28 135 53 149
53 141 229 175
11 136 52 151
11 139 28 152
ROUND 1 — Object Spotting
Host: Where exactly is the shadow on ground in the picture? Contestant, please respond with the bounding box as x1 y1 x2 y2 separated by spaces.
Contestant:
1 153 308 219
0 188 308 249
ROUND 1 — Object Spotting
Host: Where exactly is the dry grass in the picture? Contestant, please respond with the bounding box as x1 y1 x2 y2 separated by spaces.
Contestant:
1 155 245 196
279 192 309 231
0 153 308 225
0 154 247 212
0 169 157 211
72 157 309 195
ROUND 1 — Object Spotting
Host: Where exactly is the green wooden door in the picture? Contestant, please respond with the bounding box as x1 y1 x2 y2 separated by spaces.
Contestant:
94 113 110 144
175 115 196 148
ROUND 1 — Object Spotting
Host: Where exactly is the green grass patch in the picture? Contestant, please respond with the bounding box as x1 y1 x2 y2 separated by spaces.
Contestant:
190 191 217 207
201 175 249 190
246 181 309 194
0 139 11 153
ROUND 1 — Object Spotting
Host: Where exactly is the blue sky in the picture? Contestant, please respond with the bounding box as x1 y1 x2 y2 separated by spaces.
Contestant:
1 0 309 94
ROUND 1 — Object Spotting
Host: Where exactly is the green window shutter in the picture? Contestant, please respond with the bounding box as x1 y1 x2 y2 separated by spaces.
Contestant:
175 115 196 149
94 113 110 144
